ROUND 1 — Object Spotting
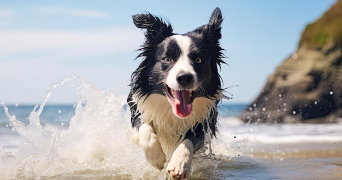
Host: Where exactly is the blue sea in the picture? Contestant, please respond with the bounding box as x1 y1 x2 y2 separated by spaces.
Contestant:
1 78 341 179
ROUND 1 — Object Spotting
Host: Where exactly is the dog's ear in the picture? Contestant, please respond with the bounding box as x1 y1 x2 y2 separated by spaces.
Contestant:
209 8 223 28
195 8 225 67
132 13 173 42
206 7 223 40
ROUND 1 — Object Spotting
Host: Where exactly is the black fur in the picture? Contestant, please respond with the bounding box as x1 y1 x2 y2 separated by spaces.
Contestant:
128 7 225 153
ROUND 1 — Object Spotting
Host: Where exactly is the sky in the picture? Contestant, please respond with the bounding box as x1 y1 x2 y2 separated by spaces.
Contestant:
0 0 337 105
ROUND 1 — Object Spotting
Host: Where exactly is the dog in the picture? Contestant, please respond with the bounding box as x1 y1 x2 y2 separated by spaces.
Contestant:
127 7 226 179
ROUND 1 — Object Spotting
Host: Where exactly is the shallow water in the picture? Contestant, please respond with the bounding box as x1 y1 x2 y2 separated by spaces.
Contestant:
0 77 341 179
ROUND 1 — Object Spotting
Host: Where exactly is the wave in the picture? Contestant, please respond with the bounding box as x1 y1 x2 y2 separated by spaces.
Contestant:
216 117 342 144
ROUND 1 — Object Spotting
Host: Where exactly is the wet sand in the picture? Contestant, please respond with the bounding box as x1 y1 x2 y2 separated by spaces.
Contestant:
217 142 342 180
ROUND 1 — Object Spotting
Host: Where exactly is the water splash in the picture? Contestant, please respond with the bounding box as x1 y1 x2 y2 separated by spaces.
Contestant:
0 77 154 179
1 90 53 178
0 77 220 179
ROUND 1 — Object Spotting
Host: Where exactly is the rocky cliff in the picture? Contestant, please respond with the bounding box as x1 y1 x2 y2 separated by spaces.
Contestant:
240 1 342 123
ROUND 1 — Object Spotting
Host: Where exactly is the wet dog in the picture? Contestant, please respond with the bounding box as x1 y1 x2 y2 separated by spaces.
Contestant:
127 8 226 179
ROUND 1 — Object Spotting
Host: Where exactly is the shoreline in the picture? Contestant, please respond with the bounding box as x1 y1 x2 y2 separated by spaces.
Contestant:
217 142 342 179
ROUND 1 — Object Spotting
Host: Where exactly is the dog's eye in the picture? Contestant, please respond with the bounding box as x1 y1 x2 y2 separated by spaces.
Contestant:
195 58 202 63
163 57 171 62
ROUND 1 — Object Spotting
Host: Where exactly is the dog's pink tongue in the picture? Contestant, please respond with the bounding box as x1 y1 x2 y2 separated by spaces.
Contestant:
173 90 192 117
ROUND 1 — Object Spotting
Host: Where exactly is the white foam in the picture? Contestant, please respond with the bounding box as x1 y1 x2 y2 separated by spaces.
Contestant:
0 77 160 179
210 116 342 158
0 77 219 179
242 134 342 144
216 117 342 144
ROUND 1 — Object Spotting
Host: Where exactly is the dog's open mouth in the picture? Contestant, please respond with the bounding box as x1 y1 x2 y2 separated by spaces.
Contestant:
163 84 193 118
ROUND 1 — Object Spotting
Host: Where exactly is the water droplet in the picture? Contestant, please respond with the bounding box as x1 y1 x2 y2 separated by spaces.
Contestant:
61 123 64 126
293 111 296 114
283 103 286 106
284 108 286 111
5 124 8 127
279 94 282 97
58 110 62 113
253 103 256 107
29 89 32 92
262 108 266 111
14 103 19 107
330 91 333 95
314 101 317 105
249 128 253 132
249 107 252 111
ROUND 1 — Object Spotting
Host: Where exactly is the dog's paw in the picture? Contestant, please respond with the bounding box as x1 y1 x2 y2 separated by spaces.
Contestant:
139 124 166 170
167 139 194 179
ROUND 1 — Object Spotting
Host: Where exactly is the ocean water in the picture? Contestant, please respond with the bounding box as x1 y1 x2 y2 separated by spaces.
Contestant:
0 77 341 179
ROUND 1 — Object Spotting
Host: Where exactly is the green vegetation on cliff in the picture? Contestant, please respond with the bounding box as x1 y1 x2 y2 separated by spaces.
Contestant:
299 0 342 48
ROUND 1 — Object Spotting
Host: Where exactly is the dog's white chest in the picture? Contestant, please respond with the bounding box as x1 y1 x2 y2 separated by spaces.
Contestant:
134 93 219 157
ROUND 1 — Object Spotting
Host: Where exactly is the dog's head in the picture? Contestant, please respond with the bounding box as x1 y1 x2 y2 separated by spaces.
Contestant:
131 8 225 118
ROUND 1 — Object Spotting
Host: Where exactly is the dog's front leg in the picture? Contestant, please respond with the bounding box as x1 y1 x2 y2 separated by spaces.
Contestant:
167 139 194 179
139 123 166 170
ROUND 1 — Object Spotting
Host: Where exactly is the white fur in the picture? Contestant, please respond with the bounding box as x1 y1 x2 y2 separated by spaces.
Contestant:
138 123 166 170
167 139 194 179
131 91 223 159
166 35 198 91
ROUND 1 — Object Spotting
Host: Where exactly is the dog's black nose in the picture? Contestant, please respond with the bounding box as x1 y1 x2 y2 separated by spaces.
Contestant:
177 74 193 87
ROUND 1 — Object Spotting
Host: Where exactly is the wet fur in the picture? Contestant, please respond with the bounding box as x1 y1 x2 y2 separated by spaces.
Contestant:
127 8 225 179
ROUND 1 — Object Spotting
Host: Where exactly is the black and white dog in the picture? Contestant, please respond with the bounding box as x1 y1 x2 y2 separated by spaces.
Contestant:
127 8 226 179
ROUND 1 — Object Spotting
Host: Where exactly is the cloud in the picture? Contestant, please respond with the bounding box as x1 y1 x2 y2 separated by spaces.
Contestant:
0 21 8 26
0 8 11 17
35 7 110 19
0 28 143 58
